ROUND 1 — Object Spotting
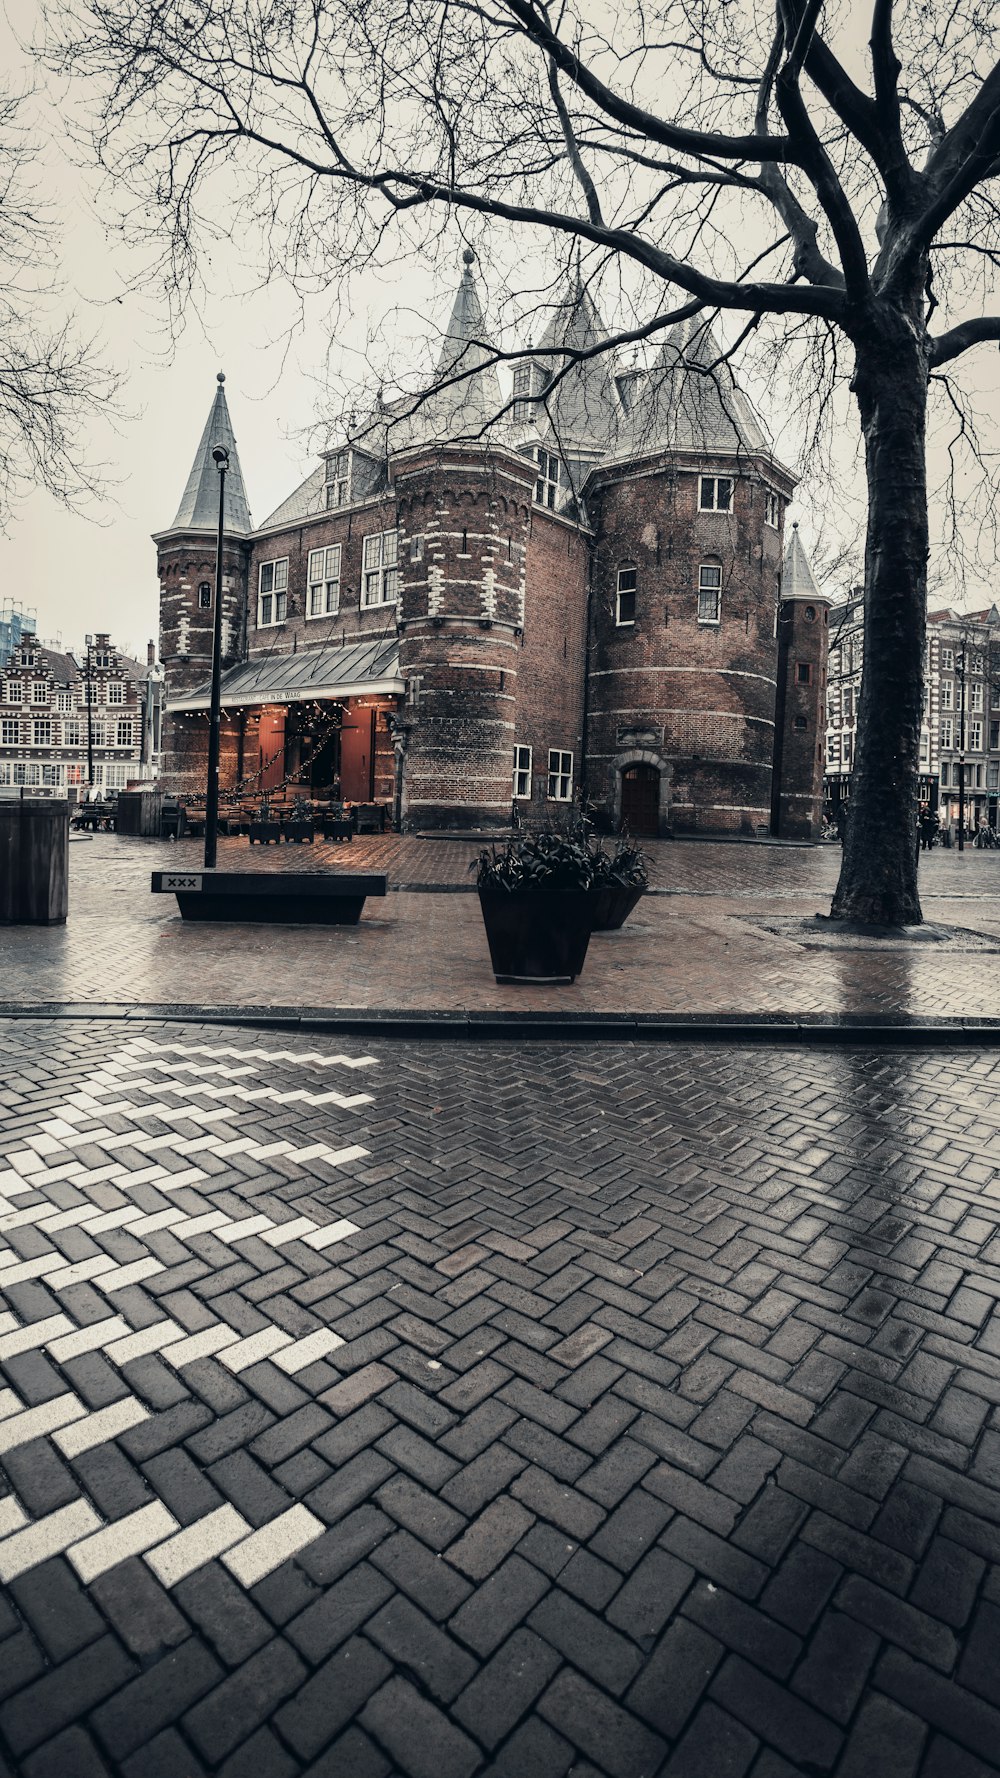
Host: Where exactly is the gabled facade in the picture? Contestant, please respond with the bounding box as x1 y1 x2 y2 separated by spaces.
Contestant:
0 634 156 798
157 258 826 835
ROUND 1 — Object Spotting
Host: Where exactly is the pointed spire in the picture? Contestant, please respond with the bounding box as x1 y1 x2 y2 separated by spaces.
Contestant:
435 247 494 381
531 270 617 449
166 372 252 534
782 523 824 602
391 250 503 449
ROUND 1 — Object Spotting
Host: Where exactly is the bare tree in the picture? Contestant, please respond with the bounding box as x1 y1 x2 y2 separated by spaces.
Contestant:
45 0 1000 922
0 85 120 529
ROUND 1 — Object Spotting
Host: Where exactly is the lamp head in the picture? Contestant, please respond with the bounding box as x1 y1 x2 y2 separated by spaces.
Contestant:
212 445 229 471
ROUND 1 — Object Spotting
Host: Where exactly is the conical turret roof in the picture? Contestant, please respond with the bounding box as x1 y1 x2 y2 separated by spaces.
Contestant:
532 272 619 450
622 312 772 460
782 524 825 602
166 374 252 534
390 251 503 450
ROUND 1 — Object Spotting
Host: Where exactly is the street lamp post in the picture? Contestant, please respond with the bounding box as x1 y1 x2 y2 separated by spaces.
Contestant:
84 637 94 795
203 442 229 870
958 643 967 853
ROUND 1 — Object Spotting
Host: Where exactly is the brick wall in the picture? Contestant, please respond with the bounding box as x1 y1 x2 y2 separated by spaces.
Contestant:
511 510 590 823
585 458 788 835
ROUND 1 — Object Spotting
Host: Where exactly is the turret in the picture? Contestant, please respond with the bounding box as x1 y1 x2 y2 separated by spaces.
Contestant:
771 524 831 838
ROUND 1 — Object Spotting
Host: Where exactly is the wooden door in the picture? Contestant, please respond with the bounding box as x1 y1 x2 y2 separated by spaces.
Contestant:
620 763 659 836
340 707 375 802
257 711 286 791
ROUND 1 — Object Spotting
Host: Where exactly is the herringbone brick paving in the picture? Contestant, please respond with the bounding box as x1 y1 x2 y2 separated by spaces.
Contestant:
2 1022 1000 1774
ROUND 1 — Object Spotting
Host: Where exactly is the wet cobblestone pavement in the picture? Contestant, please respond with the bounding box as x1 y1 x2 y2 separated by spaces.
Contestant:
2 1023 1000 1775
0 834 999 1020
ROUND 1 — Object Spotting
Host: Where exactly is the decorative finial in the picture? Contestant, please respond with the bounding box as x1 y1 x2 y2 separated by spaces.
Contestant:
792 520 798 529
462 247 475 269
217 371 226 384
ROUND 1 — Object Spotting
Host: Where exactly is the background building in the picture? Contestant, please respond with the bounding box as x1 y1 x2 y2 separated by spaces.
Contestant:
157 259 827 836
0 634 160 798
0 608 37 670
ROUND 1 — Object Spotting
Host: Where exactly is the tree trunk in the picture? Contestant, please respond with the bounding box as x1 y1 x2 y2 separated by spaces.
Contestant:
830 326 929 926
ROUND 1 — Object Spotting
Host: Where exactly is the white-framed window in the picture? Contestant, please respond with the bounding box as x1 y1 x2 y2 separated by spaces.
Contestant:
827 735 841 762
104 762 132 788
307 546 342 618
616 565 637 626
362 531 399 606
989 762 1000 790
56 691 74 712
941 647 954 670
699 475 733 513
107 682 125 705
973 652 984 674
63 720 82 747
512 366 535 425
1 719 19 745
90 721 105 747
42 764 63 788
258 558 289 626
116 719 133 747
547 748 573 801
4 680 22 703
30 681 48 704
32 719 52 746
13 763 40 786
66 763 85 786
941 680 953 710
513 744 532 800
971 683 984 712
843 733 853 763
198 582 212 609
325 451 351 509
93 650 111 669
0 762 10 783
764 488 779 527
941 718 953 748
970 720 983 751
535 449 561 509
697 562 722 625
92 763 104 786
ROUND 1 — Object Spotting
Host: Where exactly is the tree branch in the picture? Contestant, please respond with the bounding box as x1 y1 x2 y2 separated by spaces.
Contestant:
930 316 1000 368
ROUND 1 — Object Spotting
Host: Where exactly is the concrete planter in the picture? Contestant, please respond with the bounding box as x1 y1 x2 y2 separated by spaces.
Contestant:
151 870 387 924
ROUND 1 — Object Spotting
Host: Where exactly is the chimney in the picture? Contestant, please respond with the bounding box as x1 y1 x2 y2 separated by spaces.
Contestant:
147 640 156 666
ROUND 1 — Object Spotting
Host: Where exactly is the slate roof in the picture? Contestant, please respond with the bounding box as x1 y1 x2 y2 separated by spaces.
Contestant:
167 636 403 712
782 525 825 602
531 276 620 454
165 375 252 535
387 250 504 451
618 314 774 463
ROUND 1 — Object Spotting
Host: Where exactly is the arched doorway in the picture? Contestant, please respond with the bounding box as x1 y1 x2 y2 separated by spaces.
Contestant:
620 762 660 836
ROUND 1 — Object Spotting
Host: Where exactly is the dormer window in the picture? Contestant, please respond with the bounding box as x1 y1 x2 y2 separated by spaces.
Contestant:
325 451 351 509
512 366 536 426
699 475 733 513
535 449 561 509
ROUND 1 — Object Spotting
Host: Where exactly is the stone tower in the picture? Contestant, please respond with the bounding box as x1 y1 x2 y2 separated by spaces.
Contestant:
153 374 252 791
393 252 534 830
771 524 831 838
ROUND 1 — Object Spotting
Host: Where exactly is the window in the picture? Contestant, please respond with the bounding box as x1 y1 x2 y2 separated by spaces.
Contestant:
973 652 984 674
1 719 18 745
697 563 722 625
971 683 984 712
796 662 812 685
32 720 52 746
90 721 105 747
989 762 999 791
991 721 1000 751
843 733 853 763
699 475 733 512
104 762 131 788
13 763 40 786
804 605 816 622
116 719 133 747
941 761 950 786
258 558 289 626
828 735 841 762
93 650 110 669
970 720 983 751
5 681 22 703
410 535 424 564
63 721 82 747
764 488 779 527
107 682 124 704
616 566 637 626
941 718 953 748
793 715 808 731
324 451 351 509
941 680 953 710
941 647 954 670
535 449 561 509
66 763 85 786
547 749 573 801
30 681 48 704
512 366 535 425
56 691 74 712
42 764 63 788
513 745 532 800
198 582 212 609
307 545 342 618
361 531 398 606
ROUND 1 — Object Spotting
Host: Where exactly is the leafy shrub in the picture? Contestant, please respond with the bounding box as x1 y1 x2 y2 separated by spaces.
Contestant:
473 830 647 892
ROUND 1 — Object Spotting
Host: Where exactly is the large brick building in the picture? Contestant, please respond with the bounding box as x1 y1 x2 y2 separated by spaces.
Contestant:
0 634 159 799
157 255 826 836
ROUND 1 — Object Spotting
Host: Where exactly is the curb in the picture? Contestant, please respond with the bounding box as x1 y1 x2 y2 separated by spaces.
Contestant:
1 1003 999 1045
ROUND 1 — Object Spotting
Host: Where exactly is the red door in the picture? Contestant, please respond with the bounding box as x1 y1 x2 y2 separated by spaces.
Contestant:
620 763 659 836
257 711 286 791
340 706 375 802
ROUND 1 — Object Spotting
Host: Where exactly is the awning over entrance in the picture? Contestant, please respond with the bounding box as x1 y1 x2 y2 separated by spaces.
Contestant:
167 638 404 713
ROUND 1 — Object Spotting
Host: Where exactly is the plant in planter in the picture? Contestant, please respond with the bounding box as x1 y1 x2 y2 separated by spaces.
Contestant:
283 795 314 844
588 839 648 932
249 795 282 846
472 830 599 984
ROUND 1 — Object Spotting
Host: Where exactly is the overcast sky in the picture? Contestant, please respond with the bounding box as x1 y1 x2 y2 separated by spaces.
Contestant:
2 0 997 659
